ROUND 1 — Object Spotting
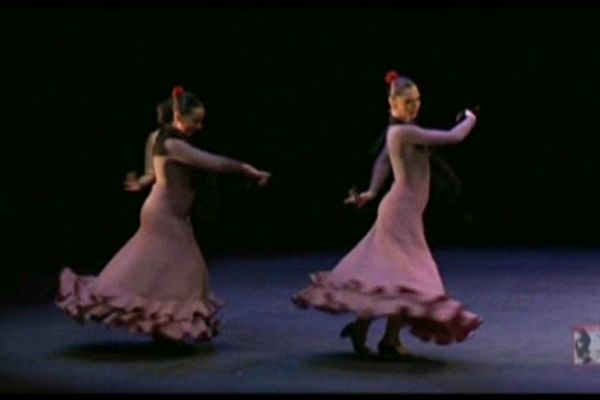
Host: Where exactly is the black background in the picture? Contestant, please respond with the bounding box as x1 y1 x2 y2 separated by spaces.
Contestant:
3 5 599 287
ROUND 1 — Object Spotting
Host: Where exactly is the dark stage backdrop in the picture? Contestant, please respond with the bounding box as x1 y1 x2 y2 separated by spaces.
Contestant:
2 5 599 284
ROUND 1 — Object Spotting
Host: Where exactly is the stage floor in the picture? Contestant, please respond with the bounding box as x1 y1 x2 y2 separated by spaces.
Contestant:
2 249 600 393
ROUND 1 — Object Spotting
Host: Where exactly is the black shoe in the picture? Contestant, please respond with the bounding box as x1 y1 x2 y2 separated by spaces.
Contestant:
377 340 414 361
340 322 373 356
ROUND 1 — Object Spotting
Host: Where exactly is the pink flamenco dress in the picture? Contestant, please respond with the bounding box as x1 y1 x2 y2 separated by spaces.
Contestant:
293 118 482 345
57 127 222 342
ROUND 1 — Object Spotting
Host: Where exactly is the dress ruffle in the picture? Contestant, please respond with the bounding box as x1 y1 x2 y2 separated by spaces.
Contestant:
292 272 482 345
56 268 222 342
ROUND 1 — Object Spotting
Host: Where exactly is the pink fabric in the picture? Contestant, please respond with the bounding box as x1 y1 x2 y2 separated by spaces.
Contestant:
57 156 222 342
293 145 482 345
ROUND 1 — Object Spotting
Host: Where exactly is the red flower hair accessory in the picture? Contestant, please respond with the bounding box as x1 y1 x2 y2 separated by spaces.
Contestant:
172 86 185 98
384 70 399 85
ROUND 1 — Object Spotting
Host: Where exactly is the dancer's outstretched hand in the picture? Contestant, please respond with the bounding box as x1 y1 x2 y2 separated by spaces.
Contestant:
456 105 480 123
344 188 376 209
243 164 271 187
124 171 142 192
464 109 477 122
256 171 271 187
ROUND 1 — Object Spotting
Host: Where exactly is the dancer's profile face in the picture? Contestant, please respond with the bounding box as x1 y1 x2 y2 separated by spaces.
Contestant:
390 85 421 122
176 107 206 135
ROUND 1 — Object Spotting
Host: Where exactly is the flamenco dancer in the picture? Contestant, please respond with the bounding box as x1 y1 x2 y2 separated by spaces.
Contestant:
57 86 270 342
293 71 482 359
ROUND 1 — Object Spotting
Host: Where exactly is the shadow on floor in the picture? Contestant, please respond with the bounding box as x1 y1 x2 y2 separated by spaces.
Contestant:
304 351 460 375
56 340 218 363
